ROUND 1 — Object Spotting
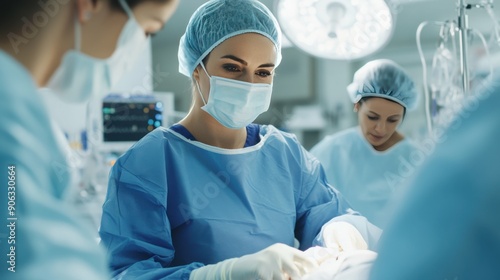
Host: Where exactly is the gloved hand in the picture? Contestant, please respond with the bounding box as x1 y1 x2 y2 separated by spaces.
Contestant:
322 222 367 253
304 246 340 265
302 249 377 280
189 243 318 280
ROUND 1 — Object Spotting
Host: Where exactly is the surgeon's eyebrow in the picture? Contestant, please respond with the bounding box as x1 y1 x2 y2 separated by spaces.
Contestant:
221 54 275 68
369 110 401 119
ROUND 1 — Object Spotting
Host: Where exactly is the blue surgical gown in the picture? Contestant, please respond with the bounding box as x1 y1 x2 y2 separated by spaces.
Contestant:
0 50 109 280
370 76 500 280
310 127 418 227
99 125 381 280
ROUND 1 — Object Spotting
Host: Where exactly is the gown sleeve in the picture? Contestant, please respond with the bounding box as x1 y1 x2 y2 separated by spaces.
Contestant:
0 57 109 280
99 132 203 280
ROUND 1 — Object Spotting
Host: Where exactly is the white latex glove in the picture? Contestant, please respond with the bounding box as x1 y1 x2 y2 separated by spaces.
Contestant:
189 243 318 280
302 250 377 280
322 222 367 252
304 246 340 265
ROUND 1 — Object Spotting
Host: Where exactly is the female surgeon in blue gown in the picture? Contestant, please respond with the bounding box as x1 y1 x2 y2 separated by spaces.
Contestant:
99 0 381 279
0 1 178 279
310 59 420 228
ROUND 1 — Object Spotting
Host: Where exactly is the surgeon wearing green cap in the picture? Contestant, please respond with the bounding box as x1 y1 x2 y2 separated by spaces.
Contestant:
310 59 420 228
99 1 382 279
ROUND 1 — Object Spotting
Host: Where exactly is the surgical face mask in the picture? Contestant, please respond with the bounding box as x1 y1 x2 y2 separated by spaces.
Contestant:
195 63 273 129
47 0 149 103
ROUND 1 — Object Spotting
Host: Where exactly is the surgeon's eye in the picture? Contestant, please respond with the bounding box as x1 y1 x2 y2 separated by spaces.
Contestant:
388 119 400 123
256 70 272 78
367 116 378 121
223 64 241 72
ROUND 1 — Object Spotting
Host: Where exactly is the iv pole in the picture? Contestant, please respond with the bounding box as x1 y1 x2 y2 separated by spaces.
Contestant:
418 0 497 135
457 0 470 95
456 0 494 95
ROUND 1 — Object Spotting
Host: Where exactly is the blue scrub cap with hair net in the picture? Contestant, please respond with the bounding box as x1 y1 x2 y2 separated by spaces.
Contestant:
178 0 282 77
347 59 418 110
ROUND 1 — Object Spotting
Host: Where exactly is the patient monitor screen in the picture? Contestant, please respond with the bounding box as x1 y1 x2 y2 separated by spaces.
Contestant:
102 100 163 142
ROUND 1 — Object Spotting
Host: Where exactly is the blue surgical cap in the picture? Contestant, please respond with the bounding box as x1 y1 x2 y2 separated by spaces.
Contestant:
347 59 418 110
178 0 282 77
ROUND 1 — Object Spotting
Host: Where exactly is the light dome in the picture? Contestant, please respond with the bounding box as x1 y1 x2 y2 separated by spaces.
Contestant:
275 0 395 60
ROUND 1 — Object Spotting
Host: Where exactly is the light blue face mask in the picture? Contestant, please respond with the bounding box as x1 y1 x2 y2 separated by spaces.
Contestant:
195 62 273 129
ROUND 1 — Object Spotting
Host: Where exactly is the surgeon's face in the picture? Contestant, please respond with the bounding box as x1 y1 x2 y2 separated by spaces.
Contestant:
79 0 179 59
356 97 404 149
193 33 277 102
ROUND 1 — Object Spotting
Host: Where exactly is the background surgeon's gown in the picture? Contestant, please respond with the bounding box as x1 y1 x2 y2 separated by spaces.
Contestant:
310 127 418 227
370 76 500 279
99 125 380 280
0 51 109 279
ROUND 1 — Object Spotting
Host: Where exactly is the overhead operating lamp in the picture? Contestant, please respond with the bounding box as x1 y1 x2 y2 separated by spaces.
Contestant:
275 0 395 60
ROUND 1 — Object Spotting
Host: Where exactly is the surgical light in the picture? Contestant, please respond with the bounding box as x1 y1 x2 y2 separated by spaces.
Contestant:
275 0 395 60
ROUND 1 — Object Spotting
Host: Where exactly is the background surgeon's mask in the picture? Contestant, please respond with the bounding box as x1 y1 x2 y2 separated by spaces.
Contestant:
48 0 148 103
195 63 273 129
